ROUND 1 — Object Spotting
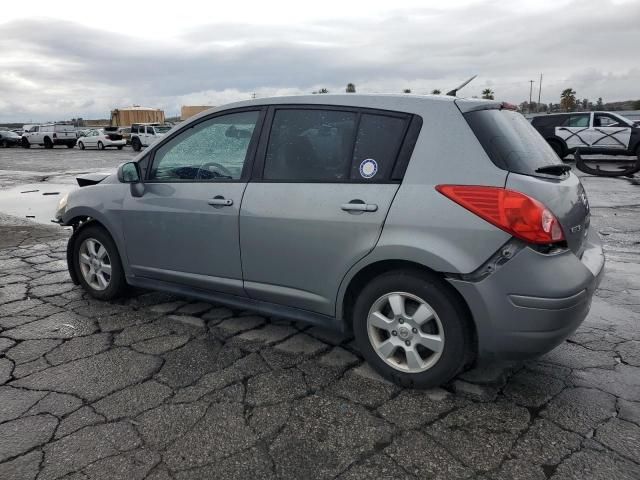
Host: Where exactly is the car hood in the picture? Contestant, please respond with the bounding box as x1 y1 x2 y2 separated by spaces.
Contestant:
76 172 112 187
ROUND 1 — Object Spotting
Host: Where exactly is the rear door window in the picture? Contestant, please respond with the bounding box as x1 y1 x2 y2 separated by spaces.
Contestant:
263 108 410 182
464 109 560 177
350 114 408 181
263 109 357 181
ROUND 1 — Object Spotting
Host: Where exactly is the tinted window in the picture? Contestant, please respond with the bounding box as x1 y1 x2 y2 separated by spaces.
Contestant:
563 114 589 128
264 109 356 181
149 111 258 181
350 114 407 181
464 109 560 177
531 115 563 128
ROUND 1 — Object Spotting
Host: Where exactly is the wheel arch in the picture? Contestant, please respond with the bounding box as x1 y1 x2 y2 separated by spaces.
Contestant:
547 136 567 156
338 258 478 364
63 209 130 279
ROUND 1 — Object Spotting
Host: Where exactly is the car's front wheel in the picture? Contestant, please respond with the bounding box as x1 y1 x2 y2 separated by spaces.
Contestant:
131 137 141 152
352 270 472 389
73 225 126 300
78 141 85 150
22 138 30 148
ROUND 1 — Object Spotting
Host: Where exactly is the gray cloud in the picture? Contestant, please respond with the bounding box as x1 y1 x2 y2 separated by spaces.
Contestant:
0 0 638 122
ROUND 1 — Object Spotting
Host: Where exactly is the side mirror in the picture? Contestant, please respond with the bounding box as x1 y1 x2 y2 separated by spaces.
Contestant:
118 162 141 183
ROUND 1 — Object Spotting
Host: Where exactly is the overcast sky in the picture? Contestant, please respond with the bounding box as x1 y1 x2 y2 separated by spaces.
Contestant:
1 0 638 122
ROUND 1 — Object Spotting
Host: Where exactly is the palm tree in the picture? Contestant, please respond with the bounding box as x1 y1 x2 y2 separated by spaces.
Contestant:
431 89 441 95
560 88 577 112
403 88 412 94
482 88 495 100
346 83 356 93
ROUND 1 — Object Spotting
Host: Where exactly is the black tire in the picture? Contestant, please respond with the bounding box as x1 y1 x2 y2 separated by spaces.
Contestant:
22 138 30 149
1 140 7 148
131 137 141 152
352 270 472 389
97 141 105 150
78 141 85 150
117 145 124 150
548 140 564 158
66 143 75 149
44 137 54 149
72 225 126 300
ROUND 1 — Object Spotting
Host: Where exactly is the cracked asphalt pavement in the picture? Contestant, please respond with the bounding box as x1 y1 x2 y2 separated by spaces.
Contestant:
0 147 639 479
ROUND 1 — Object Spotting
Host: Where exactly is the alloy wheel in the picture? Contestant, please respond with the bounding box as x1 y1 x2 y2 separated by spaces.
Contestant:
78 238 112 291
367 291 445 373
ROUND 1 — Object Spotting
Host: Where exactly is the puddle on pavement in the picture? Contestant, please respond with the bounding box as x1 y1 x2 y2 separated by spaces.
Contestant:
0 183 77 225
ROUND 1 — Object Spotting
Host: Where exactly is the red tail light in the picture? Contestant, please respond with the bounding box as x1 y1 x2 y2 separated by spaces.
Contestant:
436 185 565 244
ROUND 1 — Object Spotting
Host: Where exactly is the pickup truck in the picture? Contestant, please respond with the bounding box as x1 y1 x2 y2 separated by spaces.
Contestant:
22 124 77 149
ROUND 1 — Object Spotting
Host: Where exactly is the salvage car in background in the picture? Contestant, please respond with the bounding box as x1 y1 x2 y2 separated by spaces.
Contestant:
77 128 126 150
55 94 604 389
0 129 22 147
21 123 77 149
130 123 171 151
532 111 640 159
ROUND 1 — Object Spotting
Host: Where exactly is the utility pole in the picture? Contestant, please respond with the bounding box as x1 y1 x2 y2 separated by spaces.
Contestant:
529 80 534 112
537 74 543 112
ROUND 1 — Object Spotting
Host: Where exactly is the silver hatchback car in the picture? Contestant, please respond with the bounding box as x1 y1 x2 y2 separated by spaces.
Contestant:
56 94 604 388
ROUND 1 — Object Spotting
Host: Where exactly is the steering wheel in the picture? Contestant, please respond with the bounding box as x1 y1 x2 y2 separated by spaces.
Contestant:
196 162 233 180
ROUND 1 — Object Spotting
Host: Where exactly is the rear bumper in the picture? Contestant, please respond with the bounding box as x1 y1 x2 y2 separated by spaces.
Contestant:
448 231 605 360
104 139 126 147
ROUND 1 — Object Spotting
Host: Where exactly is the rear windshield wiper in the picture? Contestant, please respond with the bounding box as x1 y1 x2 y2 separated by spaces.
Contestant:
535 164 571 175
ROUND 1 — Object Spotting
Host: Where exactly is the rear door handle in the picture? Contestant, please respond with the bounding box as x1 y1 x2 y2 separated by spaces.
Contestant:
208 196 233 207
341 201 378 212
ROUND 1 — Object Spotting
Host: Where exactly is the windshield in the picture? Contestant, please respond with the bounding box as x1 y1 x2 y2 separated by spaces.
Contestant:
464 109 561 177
155 126 171 134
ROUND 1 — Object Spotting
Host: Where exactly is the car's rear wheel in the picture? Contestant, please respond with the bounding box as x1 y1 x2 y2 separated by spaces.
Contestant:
117 145 124 150
97 141 105 150
73 225 126 300
131 137 141 152
1 140 8 148
21 138 30 148
78 141 85 150
44 137 53 149
66 143 75 148
352 270 471 388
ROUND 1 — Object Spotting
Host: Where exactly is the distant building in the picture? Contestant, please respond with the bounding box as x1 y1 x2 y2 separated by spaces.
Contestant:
110 106 165 127
181 105 214 121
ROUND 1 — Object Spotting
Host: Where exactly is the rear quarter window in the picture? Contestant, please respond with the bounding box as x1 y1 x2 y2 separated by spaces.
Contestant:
464 109 560 177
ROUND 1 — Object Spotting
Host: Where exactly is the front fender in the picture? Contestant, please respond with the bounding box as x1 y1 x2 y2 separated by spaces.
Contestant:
61 186 131 277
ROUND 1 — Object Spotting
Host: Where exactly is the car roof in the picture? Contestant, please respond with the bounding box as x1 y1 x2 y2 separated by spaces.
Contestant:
185 93 500 123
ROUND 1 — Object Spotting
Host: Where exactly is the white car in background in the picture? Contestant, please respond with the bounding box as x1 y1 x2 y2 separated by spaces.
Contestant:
130 123 171 151
77 128 126 150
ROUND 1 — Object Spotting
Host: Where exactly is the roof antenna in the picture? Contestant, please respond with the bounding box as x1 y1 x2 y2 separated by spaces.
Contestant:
446 75 478 97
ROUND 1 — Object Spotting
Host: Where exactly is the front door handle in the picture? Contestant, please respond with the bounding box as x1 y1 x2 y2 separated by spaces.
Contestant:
341 200 378 212
208 196 233 207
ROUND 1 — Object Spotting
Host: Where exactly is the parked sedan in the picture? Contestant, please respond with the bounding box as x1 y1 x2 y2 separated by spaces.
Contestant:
0 129 22 147
77 128 126 150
